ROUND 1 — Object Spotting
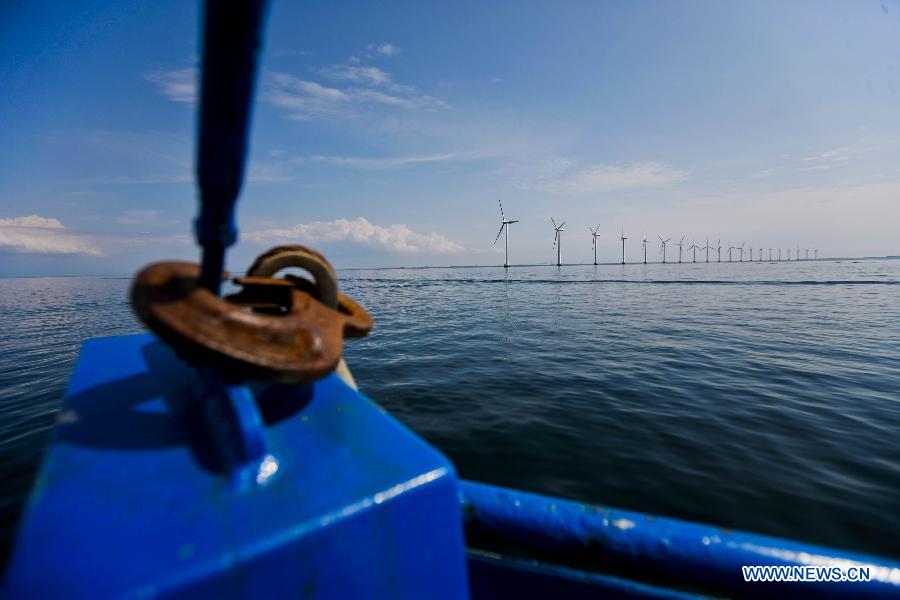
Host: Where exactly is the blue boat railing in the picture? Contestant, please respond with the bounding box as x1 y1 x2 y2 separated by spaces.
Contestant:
460 480 900 598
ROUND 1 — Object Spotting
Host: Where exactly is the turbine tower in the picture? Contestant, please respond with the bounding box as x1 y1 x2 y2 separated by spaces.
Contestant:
590 225 601 265
788 248 791 261
688 238 698 262
704 237 710 263
805 248 809 260
778 248 782 261
814 248 818 260
620 227 627 265
715 239 722 262
642 235 648 264
749 246 753 262
492 200 519 268
728 244 735 262
738 243 745 262
759 247 763 262
676 235 685 263
768 248 773 261
659 236 671 264
796 245 800 261
551 217 566 266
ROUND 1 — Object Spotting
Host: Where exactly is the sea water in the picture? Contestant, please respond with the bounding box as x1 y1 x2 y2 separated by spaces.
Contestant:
1 259 898 560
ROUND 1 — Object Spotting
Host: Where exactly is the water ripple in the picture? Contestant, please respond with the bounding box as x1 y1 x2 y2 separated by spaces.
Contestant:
0 260 899 561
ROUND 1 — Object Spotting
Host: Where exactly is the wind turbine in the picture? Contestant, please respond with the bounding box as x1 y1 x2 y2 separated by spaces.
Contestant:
749 246 753 262
728 244 735 262
796 245 800 261
642 235 648 264
787 248 791 261
493 200 519 268
768 248 773 261
704 237 710 263
805 248 809 260
551 218 566 266
676 236 685 263
688 238 698 262
619 227 627 265
778 248 782 261
759 247 763 262
590 225 601 265
738 243 745 262
715 239 722 262
659 236 671 263
814 249 818 260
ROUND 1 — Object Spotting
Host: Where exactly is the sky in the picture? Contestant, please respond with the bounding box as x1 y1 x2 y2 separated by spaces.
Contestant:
1 0 899 276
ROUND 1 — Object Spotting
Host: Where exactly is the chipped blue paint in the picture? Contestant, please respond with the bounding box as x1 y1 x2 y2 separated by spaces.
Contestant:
459 481 900 598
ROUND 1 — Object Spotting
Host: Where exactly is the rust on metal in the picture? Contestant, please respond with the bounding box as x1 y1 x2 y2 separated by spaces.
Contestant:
130 246 372 383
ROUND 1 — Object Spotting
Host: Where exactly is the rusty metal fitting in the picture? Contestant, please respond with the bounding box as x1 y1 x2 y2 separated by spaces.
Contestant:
130 246 372 383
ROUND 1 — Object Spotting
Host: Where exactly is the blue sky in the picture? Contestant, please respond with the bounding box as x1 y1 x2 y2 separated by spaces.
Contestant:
1 0 899 275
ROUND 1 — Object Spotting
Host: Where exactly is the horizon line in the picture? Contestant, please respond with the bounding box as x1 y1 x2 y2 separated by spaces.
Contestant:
1 255 899 279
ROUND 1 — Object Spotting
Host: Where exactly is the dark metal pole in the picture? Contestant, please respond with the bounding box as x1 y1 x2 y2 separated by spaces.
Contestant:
195 0 270 294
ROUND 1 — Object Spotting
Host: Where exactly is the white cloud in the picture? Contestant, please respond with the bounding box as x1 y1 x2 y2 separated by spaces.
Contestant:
0 215 64 229
372 43 400 56
145 68 197 103
804 147 857 163
266 70 448 120
0 215 102 256
320 64 391 86
352 88 447 110
266 74 352 119
799 146 868 171
148 49 442 120
243 217 464 254
541 161 689 193
295 153 459 169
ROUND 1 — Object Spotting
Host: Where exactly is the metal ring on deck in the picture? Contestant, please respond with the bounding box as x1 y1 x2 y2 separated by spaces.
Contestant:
247 245 338 308
130 247 372 383
244 245 366 388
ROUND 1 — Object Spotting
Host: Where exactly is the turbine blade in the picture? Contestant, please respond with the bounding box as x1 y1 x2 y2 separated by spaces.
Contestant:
551 217 557 228
559 221 567 229
493 223 506 244
498 199 504 220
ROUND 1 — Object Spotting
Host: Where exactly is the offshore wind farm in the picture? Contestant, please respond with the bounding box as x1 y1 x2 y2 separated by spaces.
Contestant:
489 201 829 267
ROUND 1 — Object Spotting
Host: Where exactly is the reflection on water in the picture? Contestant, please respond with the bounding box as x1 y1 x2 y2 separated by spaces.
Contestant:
1 259 899 559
